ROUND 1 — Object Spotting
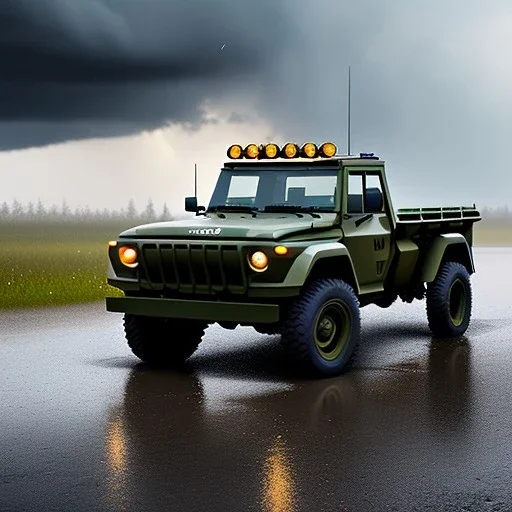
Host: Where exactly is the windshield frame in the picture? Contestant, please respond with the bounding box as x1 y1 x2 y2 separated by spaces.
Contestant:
208 165 342 213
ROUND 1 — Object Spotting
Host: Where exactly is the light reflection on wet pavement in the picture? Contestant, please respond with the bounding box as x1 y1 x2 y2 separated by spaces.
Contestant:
1 248 511 511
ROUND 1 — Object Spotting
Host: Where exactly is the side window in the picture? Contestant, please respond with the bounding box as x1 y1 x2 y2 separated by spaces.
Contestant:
226 176 259 206
347 174 363 213
364 175 384 214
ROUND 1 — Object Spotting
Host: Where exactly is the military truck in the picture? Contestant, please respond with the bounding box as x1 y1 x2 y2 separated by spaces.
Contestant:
106 141 481 377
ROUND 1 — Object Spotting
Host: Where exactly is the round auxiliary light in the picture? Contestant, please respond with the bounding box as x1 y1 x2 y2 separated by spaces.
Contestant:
282 143 299 158
119 246 138 268
227 144 243 159
319 142 337 158
274 245 288 256
245 144 259 159
249 251 269 272
301 142 318 158
264 143 279 159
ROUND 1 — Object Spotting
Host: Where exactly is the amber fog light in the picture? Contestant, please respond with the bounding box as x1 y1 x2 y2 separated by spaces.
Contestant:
249 251 269 272
274 245 288 255
119 246 139 268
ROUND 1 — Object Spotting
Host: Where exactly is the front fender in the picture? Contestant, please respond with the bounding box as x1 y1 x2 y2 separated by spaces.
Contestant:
281 242 360 294
421 233 475 282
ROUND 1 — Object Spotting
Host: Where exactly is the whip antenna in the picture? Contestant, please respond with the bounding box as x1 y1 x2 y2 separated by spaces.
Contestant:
194 163 198 198
347 66 351 156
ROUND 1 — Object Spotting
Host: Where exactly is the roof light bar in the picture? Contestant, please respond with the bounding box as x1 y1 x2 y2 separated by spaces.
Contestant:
226 142 338 159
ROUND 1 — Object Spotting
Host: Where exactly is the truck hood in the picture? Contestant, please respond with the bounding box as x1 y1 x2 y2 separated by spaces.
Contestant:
119 213 339 241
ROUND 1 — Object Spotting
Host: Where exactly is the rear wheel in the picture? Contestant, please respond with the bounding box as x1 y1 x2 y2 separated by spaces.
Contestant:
281 279 361 377
426 262 472 337
124 315 208 366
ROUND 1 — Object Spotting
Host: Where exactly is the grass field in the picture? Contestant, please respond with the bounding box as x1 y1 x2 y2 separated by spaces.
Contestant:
0 221 129 310
0 219 511 310
473 223 512 247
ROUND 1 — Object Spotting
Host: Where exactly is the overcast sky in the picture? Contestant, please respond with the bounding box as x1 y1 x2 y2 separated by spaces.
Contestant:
1 0 511 214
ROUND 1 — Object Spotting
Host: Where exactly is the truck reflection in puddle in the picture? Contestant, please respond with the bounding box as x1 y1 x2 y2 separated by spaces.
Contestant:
102 337 472 511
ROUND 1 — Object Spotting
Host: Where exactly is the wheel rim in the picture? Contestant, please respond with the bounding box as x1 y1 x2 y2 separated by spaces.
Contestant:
314 299 351 361
448 279 466 327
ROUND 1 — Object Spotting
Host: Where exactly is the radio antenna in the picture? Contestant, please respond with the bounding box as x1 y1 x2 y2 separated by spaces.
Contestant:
194 163 198 198
347 65 351 156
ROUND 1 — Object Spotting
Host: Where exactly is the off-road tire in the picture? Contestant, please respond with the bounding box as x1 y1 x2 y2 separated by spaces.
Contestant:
124 314 208 366
281 278 361 377
426 262 472 338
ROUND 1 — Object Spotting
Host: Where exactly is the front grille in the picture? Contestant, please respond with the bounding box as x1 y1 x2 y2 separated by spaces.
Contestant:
138 242 248 295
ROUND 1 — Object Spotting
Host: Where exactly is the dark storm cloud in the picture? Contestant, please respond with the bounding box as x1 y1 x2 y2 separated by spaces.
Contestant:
0 0 294 149
2 0 512 208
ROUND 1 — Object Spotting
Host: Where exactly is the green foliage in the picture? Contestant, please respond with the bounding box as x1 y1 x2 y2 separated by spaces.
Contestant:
0 220 128 310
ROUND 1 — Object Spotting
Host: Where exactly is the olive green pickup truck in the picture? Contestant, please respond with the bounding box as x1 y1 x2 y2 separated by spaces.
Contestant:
106 142 481 377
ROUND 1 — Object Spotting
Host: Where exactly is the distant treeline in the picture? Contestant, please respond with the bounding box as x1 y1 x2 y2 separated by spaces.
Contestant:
0 199 510 223
0 198 174 223
479 206 512 221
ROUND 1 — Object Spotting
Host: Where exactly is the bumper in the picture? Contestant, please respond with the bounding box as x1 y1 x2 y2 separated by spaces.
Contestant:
105 296 280 324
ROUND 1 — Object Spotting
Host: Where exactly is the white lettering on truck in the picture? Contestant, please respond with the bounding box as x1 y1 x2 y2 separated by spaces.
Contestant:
188 228 222 235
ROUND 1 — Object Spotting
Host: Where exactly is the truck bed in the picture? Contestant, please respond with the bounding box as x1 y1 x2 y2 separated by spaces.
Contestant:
395 205 481 241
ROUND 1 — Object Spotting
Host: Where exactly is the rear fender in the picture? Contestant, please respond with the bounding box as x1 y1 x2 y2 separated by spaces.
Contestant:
421 234 475 282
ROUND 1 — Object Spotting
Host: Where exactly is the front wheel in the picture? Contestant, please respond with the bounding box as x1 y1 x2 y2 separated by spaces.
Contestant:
281 278 361 377
426 262 472 338
123 315 208 366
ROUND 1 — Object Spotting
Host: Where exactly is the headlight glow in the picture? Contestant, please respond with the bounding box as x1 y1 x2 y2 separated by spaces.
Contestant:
119 246 139 268
249 251 269 272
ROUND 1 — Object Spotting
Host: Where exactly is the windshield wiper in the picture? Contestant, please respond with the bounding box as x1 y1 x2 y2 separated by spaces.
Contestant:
263 205 335 217
207 205 260 216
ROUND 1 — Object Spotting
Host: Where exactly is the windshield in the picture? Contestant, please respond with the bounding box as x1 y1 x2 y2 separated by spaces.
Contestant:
208 168 339 212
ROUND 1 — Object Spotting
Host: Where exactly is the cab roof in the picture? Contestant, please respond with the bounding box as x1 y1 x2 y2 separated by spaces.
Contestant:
223 154 384 168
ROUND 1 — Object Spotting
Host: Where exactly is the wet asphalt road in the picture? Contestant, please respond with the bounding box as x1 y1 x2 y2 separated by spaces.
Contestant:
1 247 512 512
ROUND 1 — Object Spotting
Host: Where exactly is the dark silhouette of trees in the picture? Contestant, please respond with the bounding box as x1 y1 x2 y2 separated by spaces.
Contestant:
0 198 176 223
126 198 137 219
142 199 156 222
36 199 45 217
161 203 171 221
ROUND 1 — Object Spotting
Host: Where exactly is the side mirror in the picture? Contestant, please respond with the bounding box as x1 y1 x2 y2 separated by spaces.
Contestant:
185 196 197 212
185 196 206 215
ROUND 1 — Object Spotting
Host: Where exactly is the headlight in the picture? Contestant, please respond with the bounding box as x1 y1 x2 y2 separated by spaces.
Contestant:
249 251 269 272
119 246 139 268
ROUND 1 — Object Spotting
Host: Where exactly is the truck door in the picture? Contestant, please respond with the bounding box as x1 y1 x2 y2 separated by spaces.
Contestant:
341 170 392 289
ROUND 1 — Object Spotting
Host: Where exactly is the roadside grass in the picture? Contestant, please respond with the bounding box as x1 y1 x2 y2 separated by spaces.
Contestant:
0 220 131 310
474 223 512 247
0 218 511 310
